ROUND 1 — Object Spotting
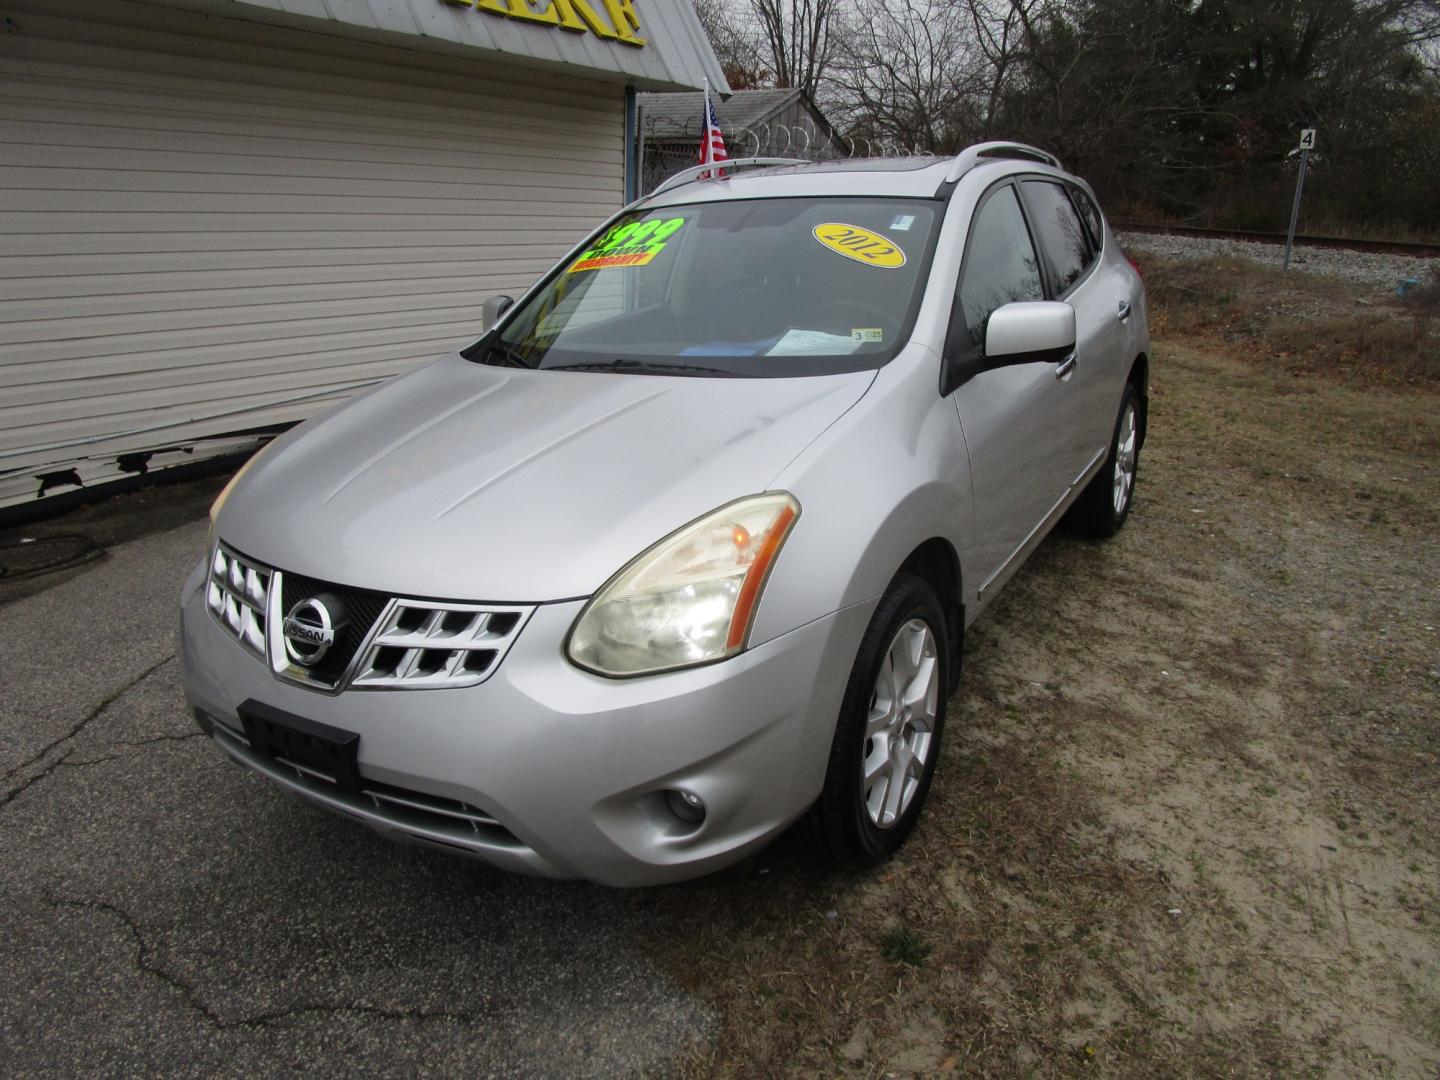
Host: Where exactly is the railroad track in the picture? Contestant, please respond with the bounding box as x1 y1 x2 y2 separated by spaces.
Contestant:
1112 221 1440 259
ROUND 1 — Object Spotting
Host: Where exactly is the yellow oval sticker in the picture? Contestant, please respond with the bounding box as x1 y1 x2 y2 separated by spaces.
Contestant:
812 223 907 269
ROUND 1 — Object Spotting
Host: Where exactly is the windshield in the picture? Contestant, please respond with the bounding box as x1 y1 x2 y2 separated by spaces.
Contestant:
470 197 941 377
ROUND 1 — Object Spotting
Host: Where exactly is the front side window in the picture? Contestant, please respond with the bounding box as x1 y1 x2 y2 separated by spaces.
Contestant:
1021 180 1093 294
471 198 941 378
954 185 1045 360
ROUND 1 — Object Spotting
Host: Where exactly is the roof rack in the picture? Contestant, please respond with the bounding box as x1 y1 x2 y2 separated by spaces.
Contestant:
650 157 811 196
944 142 1061 182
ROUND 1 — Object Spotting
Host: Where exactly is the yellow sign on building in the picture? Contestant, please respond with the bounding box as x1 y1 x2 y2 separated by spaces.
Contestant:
444 0 646 48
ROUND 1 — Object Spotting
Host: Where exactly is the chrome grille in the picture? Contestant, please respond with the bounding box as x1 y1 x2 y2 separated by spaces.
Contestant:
351 601 531 689
205 540 532 691
362 783 503 832
207 545 271 657
273 571 391 691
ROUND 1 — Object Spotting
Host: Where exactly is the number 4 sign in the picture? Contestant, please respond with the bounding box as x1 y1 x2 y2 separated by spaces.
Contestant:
1285 130 1317 270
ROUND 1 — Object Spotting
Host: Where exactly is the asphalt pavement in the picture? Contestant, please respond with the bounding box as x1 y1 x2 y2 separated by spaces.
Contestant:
0 518 711 1077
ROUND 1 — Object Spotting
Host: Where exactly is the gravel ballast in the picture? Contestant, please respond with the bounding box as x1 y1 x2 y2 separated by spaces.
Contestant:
1116 231 1438 292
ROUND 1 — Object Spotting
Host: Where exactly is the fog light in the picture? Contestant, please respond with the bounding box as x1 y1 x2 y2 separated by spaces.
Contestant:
665 788 706 825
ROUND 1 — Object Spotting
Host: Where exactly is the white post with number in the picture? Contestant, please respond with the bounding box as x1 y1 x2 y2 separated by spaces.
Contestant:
1283 129 1316 271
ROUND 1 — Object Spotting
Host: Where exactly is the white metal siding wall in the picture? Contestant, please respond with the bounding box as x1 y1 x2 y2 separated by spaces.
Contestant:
0 0 624 507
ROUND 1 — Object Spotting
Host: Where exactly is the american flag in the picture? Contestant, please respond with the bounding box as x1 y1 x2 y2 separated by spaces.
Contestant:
697 83 729 180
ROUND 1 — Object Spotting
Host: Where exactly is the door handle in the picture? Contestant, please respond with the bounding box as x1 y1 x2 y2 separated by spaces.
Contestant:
1117 299 1132 322
1054 352 1077 379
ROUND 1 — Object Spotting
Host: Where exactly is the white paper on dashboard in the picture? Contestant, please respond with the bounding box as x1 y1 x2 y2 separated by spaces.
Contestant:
766 329 863 356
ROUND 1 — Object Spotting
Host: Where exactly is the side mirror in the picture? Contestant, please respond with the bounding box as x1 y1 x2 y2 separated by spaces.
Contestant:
984 301 1075 367
482 294 515 332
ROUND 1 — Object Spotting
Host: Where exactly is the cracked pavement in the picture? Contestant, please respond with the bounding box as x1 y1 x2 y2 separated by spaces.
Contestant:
0 520 711 1077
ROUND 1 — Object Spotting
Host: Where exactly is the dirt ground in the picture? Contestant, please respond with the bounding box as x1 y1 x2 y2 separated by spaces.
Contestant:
644 337 1439 1077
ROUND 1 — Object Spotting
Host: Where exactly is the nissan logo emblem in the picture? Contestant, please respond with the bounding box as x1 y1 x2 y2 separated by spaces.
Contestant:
282 597 341 667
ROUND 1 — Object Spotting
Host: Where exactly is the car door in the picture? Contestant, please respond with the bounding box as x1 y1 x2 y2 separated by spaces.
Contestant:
944 182 1078 600
1018 179 1125 488
1069 180 1140 445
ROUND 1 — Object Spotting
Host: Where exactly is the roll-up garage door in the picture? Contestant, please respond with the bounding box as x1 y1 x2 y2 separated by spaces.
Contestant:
0 0 625 508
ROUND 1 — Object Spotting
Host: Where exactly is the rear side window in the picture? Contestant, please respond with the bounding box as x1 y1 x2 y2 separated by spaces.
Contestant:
1021 180 1093 294
1069 185 1105 251
955 186 1044 355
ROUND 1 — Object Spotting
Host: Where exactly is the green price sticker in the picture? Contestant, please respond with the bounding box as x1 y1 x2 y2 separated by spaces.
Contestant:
570 217 687 272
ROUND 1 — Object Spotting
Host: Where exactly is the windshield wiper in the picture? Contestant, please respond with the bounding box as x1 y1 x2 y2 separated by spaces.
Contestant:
484 340 536 368
546 359 736 377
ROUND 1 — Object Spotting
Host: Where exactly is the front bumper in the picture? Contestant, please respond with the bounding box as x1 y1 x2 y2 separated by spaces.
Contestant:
179 560 872 886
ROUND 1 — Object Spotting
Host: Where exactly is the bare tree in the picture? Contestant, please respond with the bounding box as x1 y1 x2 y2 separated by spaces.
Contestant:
692 0 770 89
965 0 1026 139
828 0 988 152
691 0 1440 230
749 0 838 100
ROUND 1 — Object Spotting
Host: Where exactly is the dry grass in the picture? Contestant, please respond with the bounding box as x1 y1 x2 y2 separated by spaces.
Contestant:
1295 217 1440 247
1141 254 1440 384
641 730 1185 1078
632 311 1440 1076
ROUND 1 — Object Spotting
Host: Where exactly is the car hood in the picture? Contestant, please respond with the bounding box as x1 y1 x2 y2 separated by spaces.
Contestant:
217 353 874 602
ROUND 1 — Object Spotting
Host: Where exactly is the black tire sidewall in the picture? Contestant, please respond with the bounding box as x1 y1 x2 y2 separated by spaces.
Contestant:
1109 382 1140 531
1069 380 1141 538
828 574 949 867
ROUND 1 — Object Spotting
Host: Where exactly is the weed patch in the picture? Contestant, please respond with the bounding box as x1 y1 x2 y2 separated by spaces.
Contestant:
1141 254 1440 383
882 926 932 967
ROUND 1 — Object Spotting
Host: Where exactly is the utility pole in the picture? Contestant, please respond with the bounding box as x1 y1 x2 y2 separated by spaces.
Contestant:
1283 128 1316 271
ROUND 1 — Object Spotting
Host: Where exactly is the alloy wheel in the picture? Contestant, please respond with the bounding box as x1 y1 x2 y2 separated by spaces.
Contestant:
861 618 939 828
1112 402 1137 515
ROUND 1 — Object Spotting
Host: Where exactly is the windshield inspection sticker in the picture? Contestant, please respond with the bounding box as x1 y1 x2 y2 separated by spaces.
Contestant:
570 217 687 272
851 327 884 343
767 329 862 356
889 214 916 231
812 223 906 269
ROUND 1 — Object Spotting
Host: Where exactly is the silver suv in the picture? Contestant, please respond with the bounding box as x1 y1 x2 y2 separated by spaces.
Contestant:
180 143 1148 886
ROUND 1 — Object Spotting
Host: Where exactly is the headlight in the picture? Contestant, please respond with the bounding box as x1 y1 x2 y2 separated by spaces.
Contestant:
566 493 800 678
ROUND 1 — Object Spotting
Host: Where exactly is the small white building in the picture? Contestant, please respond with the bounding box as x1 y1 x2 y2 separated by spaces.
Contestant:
0 0 725 509
638 87 843 192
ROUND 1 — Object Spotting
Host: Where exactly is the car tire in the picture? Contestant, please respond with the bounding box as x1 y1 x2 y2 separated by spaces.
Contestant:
1067 381 1141 539
800 572 948 868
